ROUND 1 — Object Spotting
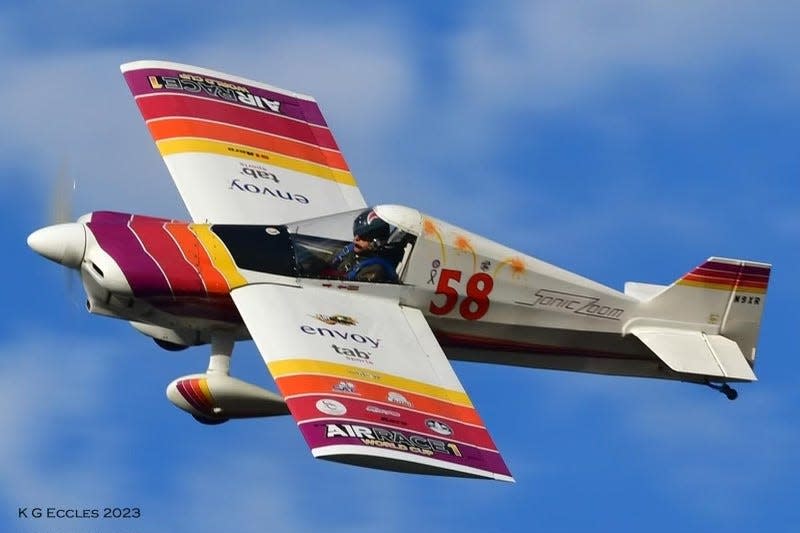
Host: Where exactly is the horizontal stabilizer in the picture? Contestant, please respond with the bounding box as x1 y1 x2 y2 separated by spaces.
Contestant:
624 281 667 301
630 326 756 381
641 257 771 364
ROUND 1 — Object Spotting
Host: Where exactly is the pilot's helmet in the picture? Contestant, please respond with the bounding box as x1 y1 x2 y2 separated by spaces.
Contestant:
352 208 390 244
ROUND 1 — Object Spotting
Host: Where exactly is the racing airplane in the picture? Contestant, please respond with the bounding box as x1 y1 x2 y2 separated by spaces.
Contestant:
27 60 771 482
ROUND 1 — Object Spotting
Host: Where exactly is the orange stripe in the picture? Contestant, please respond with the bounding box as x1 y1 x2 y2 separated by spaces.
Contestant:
165 223 229 295
682 274 768 289
684 273 767 285
677 279 766 293
275 374 484 427
148 117 349 171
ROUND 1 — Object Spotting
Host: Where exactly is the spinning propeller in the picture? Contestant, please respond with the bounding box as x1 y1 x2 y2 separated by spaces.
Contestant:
27 166 88 306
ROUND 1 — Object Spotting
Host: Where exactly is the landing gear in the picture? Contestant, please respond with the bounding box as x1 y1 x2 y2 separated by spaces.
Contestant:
166 331 288 422
705 381 738 401
207 335 234 376
194 334 235 424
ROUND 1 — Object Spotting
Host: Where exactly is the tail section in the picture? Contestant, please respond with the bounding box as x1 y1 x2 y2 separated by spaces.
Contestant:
713 260 770 364
628 257 771 379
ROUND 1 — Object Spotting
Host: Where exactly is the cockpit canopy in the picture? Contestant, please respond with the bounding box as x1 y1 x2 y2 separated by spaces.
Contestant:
290 205 421 283
215 205 421 284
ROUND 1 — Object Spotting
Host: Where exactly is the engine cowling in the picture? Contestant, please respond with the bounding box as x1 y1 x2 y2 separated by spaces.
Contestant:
166 374 289 424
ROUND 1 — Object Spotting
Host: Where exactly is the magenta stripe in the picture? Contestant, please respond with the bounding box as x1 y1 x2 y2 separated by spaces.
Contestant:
695 261 740 274
177 380 211 414
88 211 171 297
124 67 327 127
299 419 511 478
742 265 771 276
697 261 770 277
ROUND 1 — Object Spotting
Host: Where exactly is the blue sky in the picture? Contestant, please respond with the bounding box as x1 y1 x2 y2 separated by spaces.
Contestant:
2 2 799 532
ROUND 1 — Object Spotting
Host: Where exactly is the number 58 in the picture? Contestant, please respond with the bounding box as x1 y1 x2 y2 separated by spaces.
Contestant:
429 269 494 320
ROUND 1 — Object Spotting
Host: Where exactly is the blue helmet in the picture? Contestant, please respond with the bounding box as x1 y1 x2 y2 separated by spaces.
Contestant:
352 209 390 243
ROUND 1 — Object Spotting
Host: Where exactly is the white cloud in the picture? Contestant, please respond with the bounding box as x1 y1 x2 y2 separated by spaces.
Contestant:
625 387 799 519
522 371 800 520
451 1 800 114
0 49 184 217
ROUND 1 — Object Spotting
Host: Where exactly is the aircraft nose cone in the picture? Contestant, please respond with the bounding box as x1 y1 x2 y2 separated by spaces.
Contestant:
27 223 86 268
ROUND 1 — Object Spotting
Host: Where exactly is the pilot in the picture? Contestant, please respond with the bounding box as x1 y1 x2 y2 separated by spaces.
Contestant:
331 209 404 282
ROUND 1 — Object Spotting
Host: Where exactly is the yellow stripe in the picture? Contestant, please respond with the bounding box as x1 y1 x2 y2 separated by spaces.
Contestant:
156 138 357 186
198 378 214 402
189 224 247 289
268 358 473 408
677 279 766 294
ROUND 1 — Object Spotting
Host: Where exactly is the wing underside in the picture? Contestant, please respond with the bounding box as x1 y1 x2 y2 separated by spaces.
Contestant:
121 60 366 224
231 283 514 482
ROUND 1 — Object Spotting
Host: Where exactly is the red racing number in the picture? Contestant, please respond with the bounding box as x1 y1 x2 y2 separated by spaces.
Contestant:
429 269 494 320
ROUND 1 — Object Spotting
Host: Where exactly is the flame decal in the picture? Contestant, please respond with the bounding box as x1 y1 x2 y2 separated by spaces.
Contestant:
493 256 526 279
422 218 446 263
454 235 477 273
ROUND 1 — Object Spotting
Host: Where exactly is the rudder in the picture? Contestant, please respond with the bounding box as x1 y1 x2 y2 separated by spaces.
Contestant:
642 257 771 365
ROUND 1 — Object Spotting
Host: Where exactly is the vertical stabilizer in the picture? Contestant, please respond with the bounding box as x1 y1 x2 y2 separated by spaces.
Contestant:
643 257 771 364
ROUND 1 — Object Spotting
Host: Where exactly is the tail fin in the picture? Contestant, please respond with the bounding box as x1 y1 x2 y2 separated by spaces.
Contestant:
642 257 771 364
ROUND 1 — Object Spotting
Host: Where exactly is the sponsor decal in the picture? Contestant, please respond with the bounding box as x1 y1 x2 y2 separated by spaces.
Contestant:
331 344 373 365
332 381 357 394
316 398 347 416
366 405 407 427
520 289 625 320
387 391 412 408
426 419 453 436
225 145 279 164
229 178 309 205
325 423 462 458
347 369 381 381
366 405 402 418
148 73 282 112
240 164 279 183
314 314 358 326
299 325 380 349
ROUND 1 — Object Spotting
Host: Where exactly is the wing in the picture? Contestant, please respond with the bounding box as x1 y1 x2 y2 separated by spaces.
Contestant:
231 283 514 482
121 60 366 224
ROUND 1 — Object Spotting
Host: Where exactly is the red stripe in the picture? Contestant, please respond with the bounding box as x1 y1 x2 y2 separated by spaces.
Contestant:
690 262 770 281
286 395 497 451
275 374 483 426
130 217 206 297
683 273 768 288
435 331 646 359
148 117 349 171
178 379 212 413
685 261 770 289
136 93 339 150
697 261 771 277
